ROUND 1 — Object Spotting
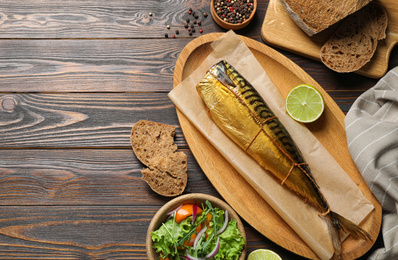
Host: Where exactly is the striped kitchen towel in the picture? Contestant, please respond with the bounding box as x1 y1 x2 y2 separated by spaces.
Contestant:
345 67 398 260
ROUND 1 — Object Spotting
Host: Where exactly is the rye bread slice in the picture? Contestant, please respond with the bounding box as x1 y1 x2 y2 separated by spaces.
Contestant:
320 2 388 73
280 0 372 36
131 120 187 197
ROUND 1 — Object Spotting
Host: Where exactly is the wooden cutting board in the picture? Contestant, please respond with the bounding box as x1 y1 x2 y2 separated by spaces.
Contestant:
173 33 381 259
261 0 398 79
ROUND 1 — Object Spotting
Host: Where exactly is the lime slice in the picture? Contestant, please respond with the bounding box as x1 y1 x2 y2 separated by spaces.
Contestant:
248 249 282 260
285 84 324 123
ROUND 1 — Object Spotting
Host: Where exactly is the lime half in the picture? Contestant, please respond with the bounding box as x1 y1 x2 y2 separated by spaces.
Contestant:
285 84 324 123
248 249 282 260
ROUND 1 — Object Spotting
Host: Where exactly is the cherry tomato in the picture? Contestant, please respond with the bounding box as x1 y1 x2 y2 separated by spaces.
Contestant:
205 213 212 229
175 204 203 224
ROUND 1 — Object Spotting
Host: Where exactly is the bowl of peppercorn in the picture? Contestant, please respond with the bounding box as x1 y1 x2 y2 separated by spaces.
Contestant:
211 0 257 30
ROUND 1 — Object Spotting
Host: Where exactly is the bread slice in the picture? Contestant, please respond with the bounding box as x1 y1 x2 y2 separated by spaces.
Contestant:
320 2 387 73
280 0 372 36
131 120 187 197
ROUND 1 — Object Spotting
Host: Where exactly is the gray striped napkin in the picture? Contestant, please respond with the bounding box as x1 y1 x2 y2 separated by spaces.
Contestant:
346 67 398 259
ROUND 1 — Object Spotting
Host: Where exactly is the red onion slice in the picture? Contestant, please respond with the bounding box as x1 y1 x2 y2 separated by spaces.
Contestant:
205 236 220 259
217 210 228 235
167 204 182 216
192 204 198 224
193 227 206 250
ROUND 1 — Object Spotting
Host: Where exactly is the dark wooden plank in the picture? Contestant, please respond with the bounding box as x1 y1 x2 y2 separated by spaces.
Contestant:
0 39 191 92
0 206 152 259
0 0 267 39
0 149 219 205
0 93 183 148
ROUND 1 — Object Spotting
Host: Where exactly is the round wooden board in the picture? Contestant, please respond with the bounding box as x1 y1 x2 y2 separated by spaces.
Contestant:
172 33 382 259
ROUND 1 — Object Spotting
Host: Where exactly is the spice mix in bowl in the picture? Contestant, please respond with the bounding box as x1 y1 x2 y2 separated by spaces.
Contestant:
211 0 257 30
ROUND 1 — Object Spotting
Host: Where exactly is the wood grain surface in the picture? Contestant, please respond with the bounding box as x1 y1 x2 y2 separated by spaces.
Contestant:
0 0 395 259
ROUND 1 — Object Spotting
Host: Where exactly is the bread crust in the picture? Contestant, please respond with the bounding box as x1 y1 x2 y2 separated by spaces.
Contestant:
131 120 187 197
320 2 388 73
280 0 373 36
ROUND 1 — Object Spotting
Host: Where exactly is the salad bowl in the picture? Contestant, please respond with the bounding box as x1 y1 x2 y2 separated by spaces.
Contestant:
146 193 247 260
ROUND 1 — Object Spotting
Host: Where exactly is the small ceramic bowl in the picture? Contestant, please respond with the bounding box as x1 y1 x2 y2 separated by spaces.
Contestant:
211 0 257 30
146 193 247 260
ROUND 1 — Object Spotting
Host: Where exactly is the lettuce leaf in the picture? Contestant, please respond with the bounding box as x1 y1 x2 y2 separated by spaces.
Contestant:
215 219 245 260
151 217 192 258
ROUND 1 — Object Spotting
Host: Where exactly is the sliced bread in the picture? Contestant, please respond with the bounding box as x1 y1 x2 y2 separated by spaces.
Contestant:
280 0 372 36
131 120 187 197
320 2 388 73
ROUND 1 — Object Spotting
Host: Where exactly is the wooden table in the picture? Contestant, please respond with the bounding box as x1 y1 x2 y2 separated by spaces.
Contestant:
0 0 391 259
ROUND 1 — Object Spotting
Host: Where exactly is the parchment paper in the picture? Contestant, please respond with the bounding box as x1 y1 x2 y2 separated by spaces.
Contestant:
168 30 374 259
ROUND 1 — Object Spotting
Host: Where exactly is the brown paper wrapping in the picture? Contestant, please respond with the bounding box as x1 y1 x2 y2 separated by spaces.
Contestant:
168 31 374 259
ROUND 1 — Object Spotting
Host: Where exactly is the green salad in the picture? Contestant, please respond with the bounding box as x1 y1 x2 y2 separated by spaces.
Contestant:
151 200 245 260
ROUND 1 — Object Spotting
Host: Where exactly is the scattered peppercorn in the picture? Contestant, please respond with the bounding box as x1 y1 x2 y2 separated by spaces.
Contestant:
162 7 208 38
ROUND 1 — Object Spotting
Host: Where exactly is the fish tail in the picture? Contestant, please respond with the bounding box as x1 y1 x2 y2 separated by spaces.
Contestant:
332 211 372 240
324 210 372 257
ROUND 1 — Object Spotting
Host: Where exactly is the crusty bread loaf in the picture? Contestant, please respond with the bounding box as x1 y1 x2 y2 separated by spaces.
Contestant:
131 120 187 197
320 2 387 73
280 0 372 36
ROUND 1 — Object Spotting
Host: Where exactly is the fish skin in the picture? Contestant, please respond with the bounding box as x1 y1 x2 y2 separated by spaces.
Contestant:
196 60 370 256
